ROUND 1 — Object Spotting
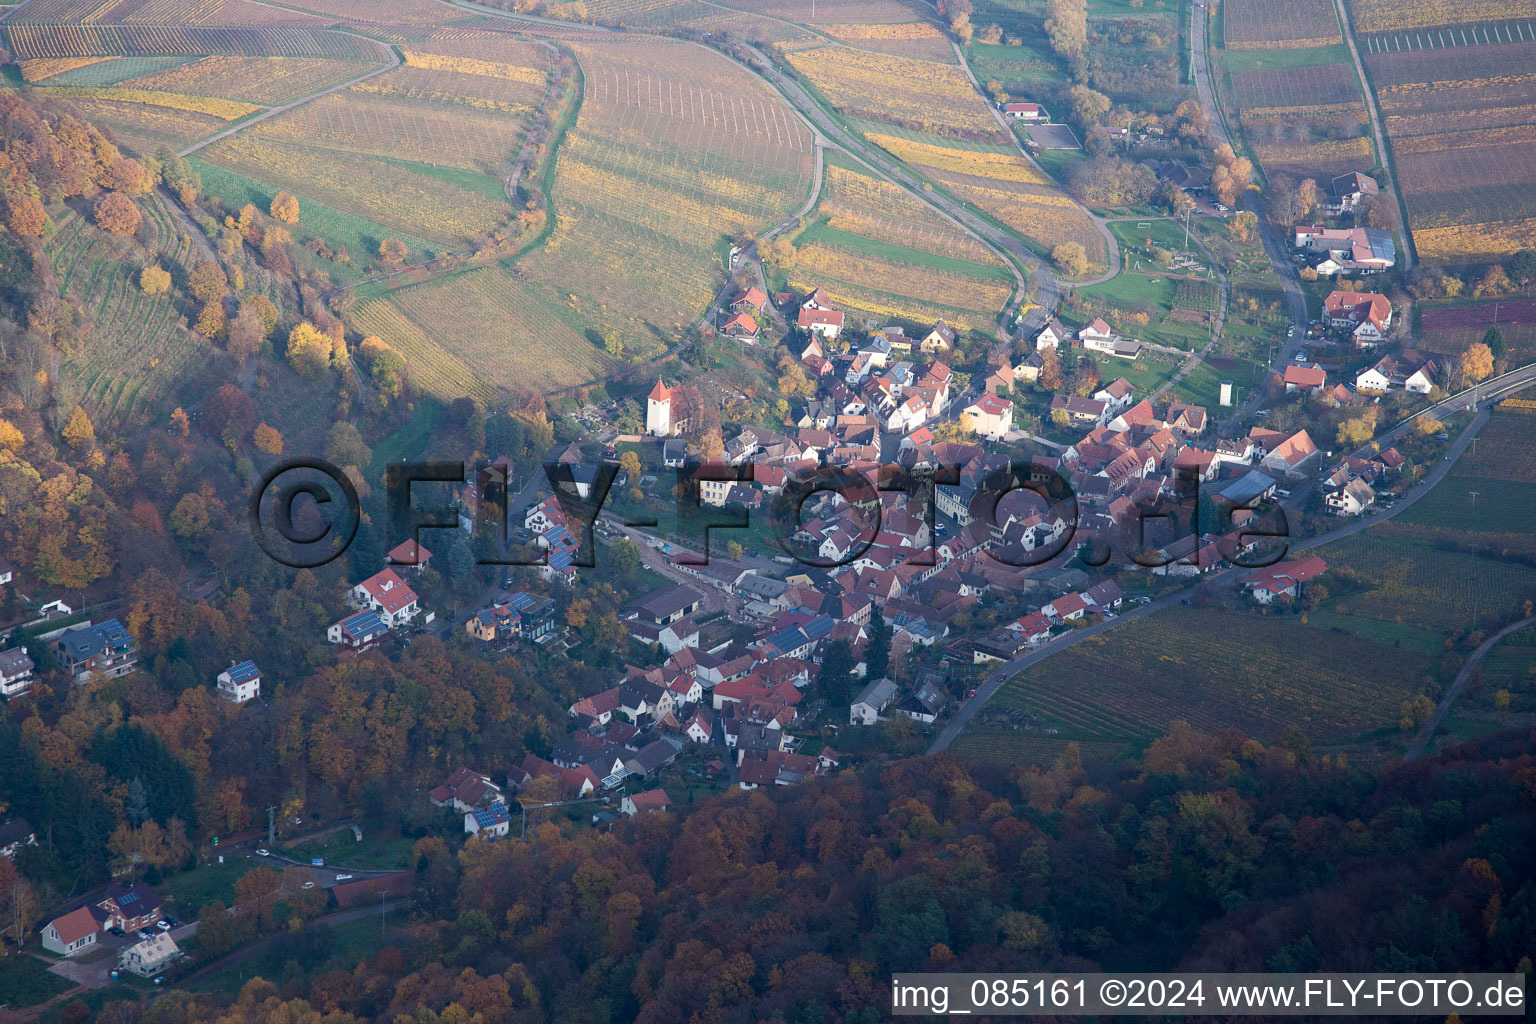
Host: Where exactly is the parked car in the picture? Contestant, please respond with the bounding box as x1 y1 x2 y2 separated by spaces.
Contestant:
301 881 316 890
335 873 353 882
163 917 180 928
255 848 271 857
156 920 172 931
137 929 155 940
108 927 125 937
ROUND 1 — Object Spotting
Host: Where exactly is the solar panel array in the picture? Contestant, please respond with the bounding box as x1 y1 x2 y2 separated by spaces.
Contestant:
97 619 135 649
227 660 261 683
342 609 386 637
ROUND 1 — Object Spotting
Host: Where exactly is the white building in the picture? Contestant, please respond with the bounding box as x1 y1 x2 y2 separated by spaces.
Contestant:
350 569 421 628
850 677 899 726
215 660 261 704
647 378 673 437
119 933 180 977
464 802 511 838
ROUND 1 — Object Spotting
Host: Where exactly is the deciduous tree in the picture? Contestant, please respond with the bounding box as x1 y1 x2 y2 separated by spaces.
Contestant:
62 406 94 448
7 195 46 238
140 264 171 294
1045 0 1087 57
270 190 300 224
379 237 409 264
254 423 284 455
93 191 140 236
1460 342 1493 384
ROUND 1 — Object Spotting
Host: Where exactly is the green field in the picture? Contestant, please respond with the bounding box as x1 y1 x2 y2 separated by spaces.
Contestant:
189 158 438 281
0 956 74 1010
1074 270 1215 350
159 858 249 912
285 830 417 870
1219 44 1351 72
794 219 1014 282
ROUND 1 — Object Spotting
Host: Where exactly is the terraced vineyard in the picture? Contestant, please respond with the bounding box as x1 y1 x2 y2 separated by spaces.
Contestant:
48 196 221 429
5 24 382 59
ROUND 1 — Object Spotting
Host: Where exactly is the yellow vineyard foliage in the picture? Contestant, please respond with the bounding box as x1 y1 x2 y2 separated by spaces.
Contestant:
1250 136 1372 169
1351 0 1532 32
820 164 1002 265
205 136 509 242
349 79 534 116
820 22 945 41
401 49 544 86
1242 102 1365 121
351 299 500 404
785 46 1003 140
1227 35 1339 50
28 86 259 120
866 132 1049 185
119 56 372 106
940 179 1104 267
792 241 1011 315
1416 217 1536 262
1384 106 1536 138
1394 124 1536 153
17 56 116 81
559 156 764 245
1383 73 1536 99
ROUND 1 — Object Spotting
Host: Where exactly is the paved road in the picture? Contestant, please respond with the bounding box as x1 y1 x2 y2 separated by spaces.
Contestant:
1405 616 1535 762
949 39 1122 287
1332 0 1417 270
929 380 1535 755
1188 0 1312 430
742 44 1056 337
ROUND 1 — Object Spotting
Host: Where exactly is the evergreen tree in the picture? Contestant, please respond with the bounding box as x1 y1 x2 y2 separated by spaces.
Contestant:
866 603 891 680
817 640 856 708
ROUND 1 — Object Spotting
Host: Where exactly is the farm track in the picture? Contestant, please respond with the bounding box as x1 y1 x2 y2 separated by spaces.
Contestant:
1332 0 1417 270
175 27 400 156
1404 615 1536 761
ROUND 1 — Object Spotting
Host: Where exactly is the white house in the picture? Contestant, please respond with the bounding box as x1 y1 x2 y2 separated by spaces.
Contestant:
798 308 844 339
350 569 420 628
41 907 99 957
850 677 899 725
215 660 261 705
621 789 672 816
1035 319 1068 351
962 393 1014 440
464 802 511 838
1079 317 1115 351
1326 478 1375 516
119 933 180 977
0 647 35 698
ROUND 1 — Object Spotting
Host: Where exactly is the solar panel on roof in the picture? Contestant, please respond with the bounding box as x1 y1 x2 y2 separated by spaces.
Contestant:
343 610 385 635
97 620 133 647
118 891 139 906
228 661 260 683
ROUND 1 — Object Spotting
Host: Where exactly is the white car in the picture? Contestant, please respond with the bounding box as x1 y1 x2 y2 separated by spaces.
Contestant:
156 920 172 931
335 873 353 881
255 848 271 857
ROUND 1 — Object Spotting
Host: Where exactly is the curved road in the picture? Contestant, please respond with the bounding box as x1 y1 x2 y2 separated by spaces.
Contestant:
930 369 1536 755
1405 616 1535 762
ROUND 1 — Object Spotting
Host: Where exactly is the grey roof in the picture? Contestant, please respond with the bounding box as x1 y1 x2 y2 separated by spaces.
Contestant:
0 647 34 677
853 677 898 709
0 817 33 846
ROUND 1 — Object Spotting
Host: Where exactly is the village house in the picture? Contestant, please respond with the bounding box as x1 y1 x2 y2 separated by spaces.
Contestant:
1035 318 1069 351
1326 477 1377 516
464 802 512 838
56 619 138 684
215 660 261 705
920 320 958 352
1330 171 1379 213
1356 350 1439 394
41 906 101 956
98 882 162 932
119 933 180 978
1244 556 1327 604
850 677 899 725
350 569 421 628
326 609 389 650
962 392 1014 440
798 307 845 339
621 789 672 816
1323 290 1393 345
385 539 432 572
0 646 35 698
429 767 504 813
1284 363 1327 393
